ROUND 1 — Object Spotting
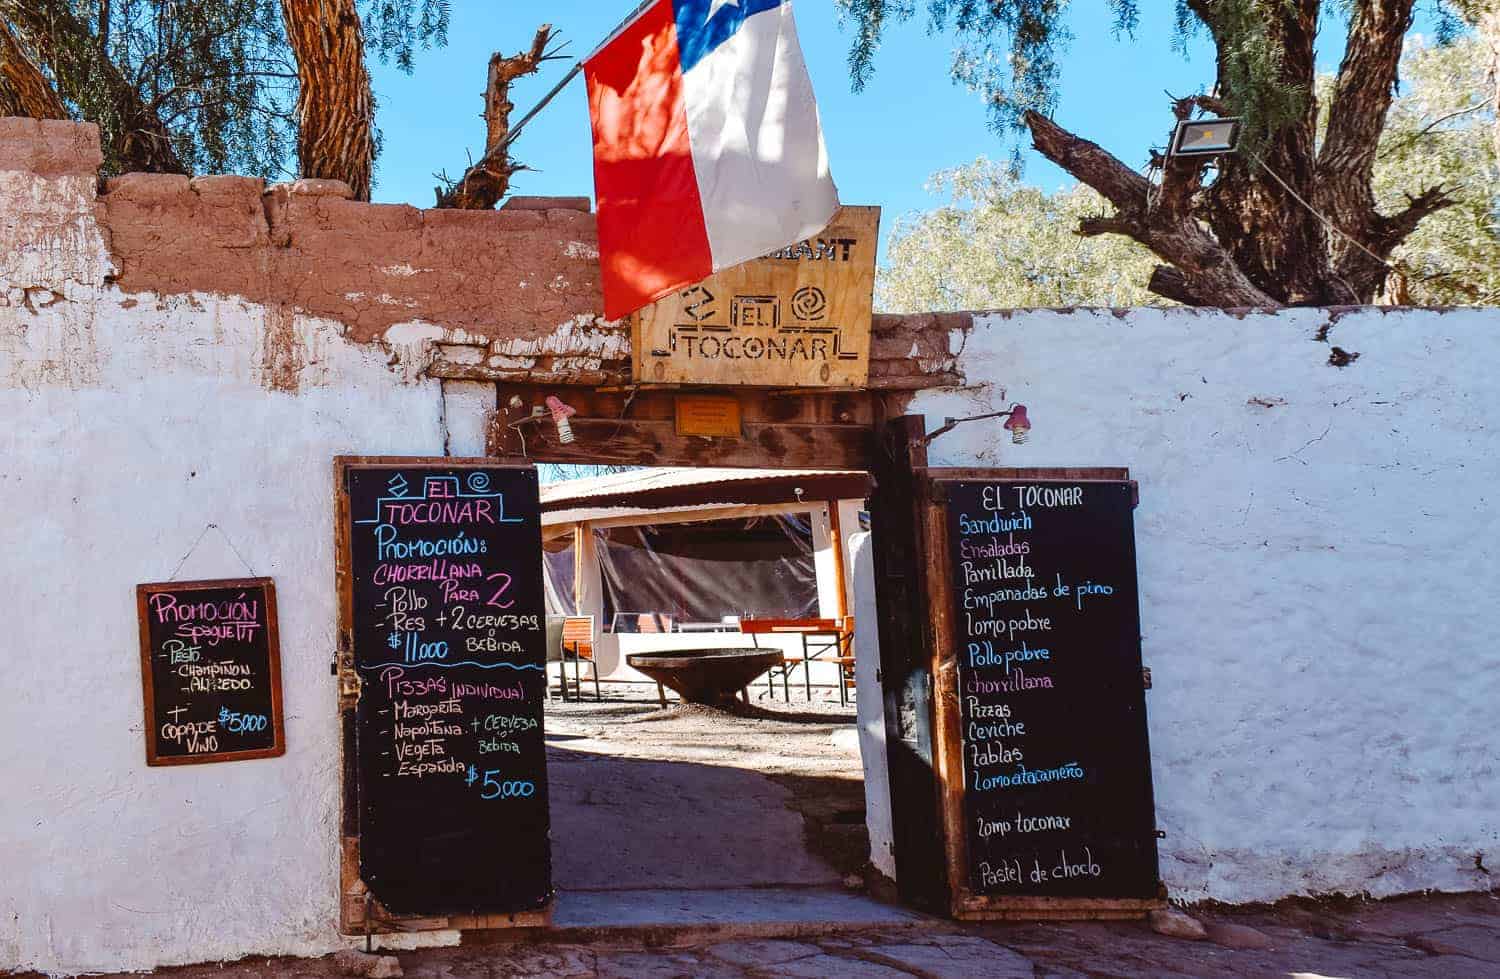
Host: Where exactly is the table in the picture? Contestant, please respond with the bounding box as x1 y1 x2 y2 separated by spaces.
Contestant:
626 649 783 706
741 618 856 705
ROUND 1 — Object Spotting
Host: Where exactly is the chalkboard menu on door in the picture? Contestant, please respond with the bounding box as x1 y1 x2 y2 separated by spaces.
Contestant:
339 460 551 917
136 578 285 766
939 479 1158 901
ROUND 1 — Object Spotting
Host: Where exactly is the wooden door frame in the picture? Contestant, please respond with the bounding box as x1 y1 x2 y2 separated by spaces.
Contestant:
485 384 895 470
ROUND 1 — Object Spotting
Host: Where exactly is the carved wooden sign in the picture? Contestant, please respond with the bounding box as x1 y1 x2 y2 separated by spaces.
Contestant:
633 206 879 388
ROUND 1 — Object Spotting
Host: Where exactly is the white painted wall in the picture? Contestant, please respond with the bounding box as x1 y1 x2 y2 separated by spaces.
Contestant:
0 169 450 975
7 148 1499 973
900 306 1500 905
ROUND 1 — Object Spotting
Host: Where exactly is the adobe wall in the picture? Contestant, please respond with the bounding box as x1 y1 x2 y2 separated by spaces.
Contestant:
908 305 1500 905
4 117 1498 972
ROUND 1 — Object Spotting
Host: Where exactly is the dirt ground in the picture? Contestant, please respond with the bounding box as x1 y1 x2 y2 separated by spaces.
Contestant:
544 682 875 884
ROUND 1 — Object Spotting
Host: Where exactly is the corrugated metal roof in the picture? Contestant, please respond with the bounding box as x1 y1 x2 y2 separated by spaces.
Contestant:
539 466 872 512
541 502 762 532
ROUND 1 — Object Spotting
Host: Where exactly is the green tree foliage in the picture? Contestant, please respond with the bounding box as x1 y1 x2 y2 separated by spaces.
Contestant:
878 162 1164 311
882 37 1498 310
839 0 1483 307
1373 37 1499 305
2 0 447 179
838 0 1467 145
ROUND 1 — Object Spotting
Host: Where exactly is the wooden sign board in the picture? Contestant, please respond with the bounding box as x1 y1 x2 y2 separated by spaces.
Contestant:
675 394 742 438
136 577 285 766
633 206 879 388
335 458 551 924
926 472 1162 920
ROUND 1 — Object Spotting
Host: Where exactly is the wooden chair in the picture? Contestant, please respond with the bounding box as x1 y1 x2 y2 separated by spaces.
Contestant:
544 615 567 701
560 615 601 702
637 613 673 706
637 613 675 634
743 617 857 703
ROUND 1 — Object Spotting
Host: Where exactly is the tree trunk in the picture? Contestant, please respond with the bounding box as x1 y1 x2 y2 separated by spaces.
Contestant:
1314 0 1417 300
281 0 375 201
1021 0 1456 309
2 1 186 173
1481 8 1500 178
1197 0 1330 304
435 25 559 210
0 19 68 120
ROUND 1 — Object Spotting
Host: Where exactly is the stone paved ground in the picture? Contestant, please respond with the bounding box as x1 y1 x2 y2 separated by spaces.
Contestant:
27 891 1497 979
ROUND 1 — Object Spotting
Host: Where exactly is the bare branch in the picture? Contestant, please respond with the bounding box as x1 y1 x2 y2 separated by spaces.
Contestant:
1378 102 1488 158
1370 185 1459 254
435 25 561 210
1024 109 1150 214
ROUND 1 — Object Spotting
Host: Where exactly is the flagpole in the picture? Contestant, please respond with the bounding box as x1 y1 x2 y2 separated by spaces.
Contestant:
500 0 658 152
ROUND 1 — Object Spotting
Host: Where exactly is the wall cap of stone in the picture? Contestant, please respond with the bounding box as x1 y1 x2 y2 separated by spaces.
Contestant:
503 196 592 212
189 174 267 196
284 178 355 199
104 172 192 198
0 117 104 178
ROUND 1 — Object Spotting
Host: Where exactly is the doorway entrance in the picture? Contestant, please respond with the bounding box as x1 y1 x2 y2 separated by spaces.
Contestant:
536 466 878 908
487 385 942 929
335 385 947 936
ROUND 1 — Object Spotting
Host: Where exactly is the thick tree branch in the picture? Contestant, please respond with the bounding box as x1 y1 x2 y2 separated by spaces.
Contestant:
1481 7 1500 173
1024 109 1280 309
281 0 375 201
1314 0 1417 296
1078 215 1138 238
1372 186 1457 252
0 19 68 119
1326 185 1457 303
1147 265 1207 305
2 1 185 173
435 25 562 210
1319 0 1416 185
1025 109 1151 212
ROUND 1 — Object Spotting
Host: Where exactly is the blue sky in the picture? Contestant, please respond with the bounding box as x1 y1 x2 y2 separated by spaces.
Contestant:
366 0 1429 255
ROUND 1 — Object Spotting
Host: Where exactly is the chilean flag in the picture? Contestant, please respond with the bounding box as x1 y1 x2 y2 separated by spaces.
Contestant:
584 0 839 320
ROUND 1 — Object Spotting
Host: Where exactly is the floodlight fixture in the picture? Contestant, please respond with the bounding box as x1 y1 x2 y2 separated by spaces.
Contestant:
1169 117 1241 157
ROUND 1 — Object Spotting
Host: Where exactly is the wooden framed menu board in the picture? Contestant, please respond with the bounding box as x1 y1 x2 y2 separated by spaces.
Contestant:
135 577 285 766
924 469 1162 920
335 457 551 930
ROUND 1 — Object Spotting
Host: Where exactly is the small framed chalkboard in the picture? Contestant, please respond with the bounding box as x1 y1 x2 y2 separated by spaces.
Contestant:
923 468 1162 920
136 577 286 766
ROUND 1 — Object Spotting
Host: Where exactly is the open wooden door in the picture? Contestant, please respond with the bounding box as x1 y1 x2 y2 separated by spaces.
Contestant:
870 415 1163 919
335 457 552 935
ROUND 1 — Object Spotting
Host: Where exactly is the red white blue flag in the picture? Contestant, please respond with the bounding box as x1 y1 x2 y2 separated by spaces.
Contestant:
584 0 839 320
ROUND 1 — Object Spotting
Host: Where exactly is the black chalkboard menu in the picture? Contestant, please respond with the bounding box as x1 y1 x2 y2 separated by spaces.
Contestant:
135 577 285 766
341 461 551 916
940 479 1159 900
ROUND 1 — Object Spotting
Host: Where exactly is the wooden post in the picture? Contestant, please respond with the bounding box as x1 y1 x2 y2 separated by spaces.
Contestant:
826 500 849 620
867 415 949 913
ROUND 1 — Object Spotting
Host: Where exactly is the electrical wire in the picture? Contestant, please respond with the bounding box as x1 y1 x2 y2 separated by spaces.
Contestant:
1248 152 1400 302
